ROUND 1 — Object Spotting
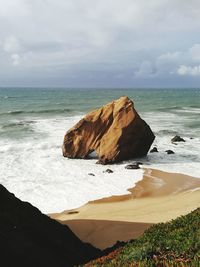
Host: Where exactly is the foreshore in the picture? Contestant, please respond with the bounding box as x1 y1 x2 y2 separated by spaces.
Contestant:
50 168 200 249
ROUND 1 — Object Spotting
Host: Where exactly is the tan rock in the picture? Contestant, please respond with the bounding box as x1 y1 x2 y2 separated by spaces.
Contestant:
62 96 155 164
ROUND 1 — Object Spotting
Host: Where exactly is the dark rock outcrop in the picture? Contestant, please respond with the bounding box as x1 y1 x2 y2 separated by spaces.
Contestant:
165 150 175 154
171 135 185 142
88 173 95 176
125 163 140 169
63 97 155 164
150 147 158 153
103 169 114 173
0 184 101 267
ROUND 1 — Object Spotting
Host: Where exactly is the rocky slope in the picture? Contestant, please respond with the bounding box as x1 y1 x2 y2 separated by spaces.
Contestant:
0 184 101 267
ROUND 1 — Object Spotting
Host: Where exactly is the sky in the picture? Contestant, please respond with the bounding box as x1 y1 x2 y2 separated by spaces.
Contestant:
1 0 200 87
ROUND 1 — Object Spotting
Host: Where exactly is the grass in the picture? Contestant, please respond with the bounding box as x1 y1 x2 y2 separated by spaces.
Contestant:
83 208 200 267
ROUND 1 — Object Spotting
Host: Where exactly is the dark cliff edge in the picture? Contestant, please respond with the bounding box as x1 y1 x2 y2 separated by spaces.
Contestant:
0 184 102 267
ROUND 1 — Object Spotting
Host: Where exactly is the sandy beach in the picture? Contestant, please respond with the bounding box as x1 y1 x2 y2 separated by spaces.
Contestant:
50 168 200 249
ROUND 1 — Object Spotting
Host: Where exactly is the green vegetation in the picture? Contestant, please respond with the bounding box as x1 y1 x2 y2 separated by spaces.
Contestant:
84 208 200 267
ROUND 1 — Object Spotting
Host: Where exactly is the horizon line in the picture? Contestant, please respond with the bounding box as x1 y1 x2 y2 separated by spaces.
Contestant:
0 86 200 90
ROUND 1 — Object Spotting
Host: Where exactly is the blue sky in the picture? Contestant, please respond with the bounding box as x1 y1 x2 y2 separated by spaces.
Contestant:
1 0 200 87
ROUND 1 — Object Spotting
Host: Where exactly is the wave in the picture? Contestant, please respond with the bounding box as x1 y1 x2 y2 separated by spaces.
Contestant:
0 108 72 116
6 110 24 115
185 121 200 129
156 106 181 112
2 120 36 129
0 95 23 99
189 105 200 108
156 129 179 136
155 106 200 114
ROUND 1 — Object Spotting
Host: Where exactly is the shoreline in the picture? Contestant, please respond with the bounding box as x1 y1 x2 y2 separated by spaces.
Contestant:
50 168 200 249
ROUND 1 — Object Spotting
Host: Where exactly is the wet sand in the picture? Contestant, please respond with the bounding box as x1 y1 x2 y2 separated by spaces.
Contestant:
61 219 152 249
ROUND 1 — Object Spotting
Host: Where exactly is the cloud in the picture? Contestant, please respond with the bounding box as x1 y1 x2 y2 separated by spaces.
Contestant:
155 51 181 75
155 44 200 77
157 52 181 63
3 36 20 53
135 61 155 77
1 1 200 86
177 65 200 76
11 54 21 66
0 0 29 17
189 44 200 61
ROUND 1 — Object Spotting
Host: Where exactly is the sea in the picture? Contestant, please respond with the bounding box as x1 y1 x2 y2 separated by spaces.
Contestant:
0 87 200 213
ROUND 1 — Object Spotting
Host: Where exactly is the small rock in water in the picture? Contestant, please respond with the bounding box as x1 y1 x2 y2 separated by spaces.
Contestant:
95 159 109 165
88 173 95 176
171 135 185 142
125 163 140 169
150 147 158 153
165 150 175 154
103 169 113 173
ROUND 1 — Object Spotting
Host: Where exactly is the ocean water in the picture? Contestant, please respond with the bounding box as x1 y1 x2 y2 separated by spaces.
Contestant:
0 87 200 213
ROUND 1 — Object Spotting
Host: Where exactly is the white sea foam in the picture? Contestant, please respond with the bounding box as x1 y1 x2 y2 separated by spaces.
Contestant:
179 107 200 113
142 110 200 178
0 112 200 214
0 116 144 213
187 187 200 193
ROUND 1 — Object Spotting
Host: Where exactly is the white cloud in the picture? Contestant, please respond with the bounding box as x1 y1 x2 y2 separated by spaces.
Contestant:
3 36 20 53
155 52 182 75
135 61 154 77
0 0 29 17
11 54 21 66
177 65 200 76
189 44 200 61
2 36 22 66
157 52 181 63
1 1 200 85
155 45 200 77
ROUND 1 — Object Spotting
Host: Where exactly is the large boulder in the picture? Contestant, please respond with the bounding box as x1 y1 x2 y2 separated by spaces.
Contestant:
62 96 155 164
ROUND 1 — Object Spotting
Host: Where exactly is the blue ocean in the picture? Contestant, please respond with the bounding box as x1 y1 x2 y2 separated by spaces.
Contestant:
0 88 200 212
